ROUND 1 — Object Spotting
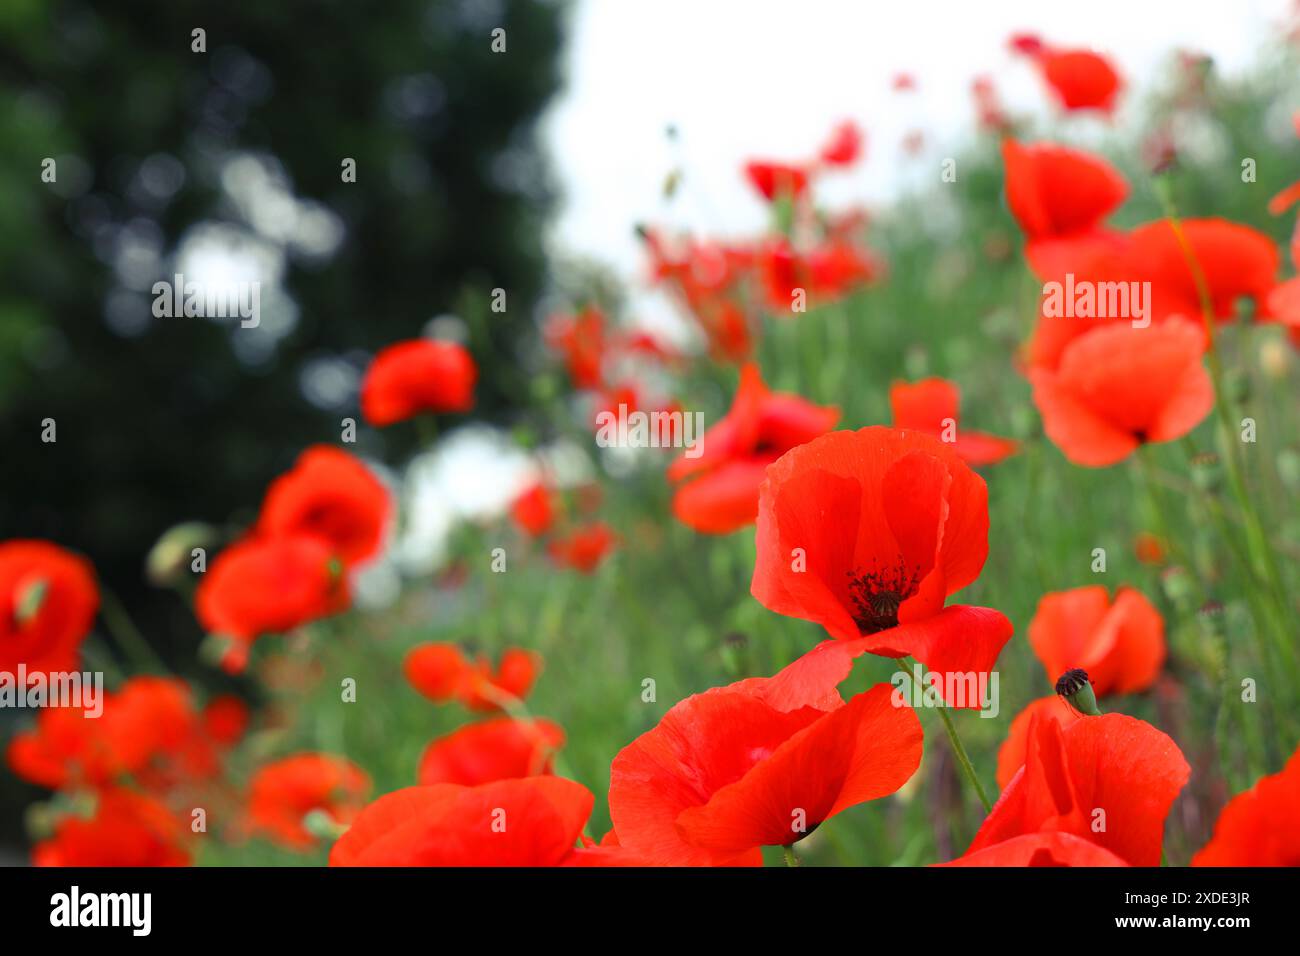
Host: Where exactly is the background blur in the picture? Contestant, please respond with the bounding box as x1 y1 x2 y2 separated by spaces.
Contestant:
2 0 1298 863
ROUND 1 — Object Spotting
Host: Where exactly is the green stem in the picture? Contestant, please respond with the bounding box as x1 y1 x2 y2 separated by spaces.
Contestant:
1153 179 1289 614
896 657 993 814
98 586 169 675
782 844 801 867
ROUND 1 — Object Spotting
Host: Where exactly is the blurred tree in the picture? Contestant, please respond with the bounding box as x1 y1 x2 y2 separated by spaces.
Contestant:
0 0 565 641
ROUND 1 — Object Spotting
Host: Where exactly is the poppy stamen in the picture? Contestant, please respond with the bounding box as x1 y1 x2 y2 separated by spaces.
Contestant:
848 560 921 634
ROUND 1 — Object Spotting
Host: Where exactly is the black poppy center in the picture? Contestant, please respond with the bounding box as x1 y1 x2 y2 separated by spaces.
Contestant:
848 561 922 635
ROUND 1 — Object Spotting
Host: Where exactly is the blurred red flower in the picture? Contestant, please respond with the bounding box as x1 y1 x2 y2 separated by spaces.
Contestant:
750 427 1013 705
258 446 391 567
329 776 595 866
1029 319 1213 467
1029 586 1166 695
1193 744 1300 865
1012 34 1123 114
668 363 839 534
510 481 557 537
545 306 607 390
889 378 1018 466
1029 218 1280 373
743 161 810 202
196 534 348 673
34 788 191 867
946 712 1189 866
609 678 921 865
0 539 98 676
417 717 564 786
8 676 201 791
403 642 541 712
1001 138 1128 280
547 522 616 573
360 338 477 426
247 753 371 850
818 120 864 167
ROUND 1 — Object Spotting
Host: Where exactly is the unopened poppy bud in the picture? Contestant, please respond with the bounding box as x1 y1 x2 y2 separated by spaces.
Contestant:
1055 668 1102 716
145 521 214 586
302 809 348 842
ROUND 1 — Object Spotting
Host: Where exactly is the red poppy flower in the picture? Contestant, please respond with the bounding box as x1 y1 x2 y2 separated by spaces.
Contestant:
1001 138 1128 280
805 238 883 300
545 306 607 390
995 695 1079 790
1193 744 1300 866
949 712 1189 866
403 642 541 712
1267 157 1300 345
1131 219 1279 324
609 678 922 865
329 776 594 867
258 446 391 567
203 695 250 747
743 161 810 202
7 676 197 791
750 427 1013 705
1028 586 1165 697
1012 35 1122 114
818 121 864 167
889 378 1018 466
1030 218 1280 371
247 753 371 850
941 830 1130 866
360 338 477 426
510 481 557 537
547 522 617 574
668 363 838 534
196 534 348 673
417 718 564 786
0 539 98 676
34 788 191 867
1133 531 1167 566
1029 319 1213 467
704 300 754 363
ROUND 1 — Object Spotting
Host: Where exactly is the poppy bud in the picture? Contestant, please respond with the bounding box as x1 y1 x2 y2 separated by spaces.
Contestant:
301 809 348 842
1054 668 1102 716
145 521 215 586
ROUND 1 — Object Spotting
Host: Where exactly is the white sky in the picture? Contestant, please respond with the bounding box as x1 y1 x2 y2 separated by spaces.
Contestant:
542 0 1292 283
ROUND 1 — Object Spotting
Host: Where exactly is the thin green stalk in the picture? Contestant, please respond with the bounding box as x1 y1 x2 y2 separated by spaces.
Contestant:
896 657 993 814
98 586 169 675
1153 181 1295 698
782 844 801 867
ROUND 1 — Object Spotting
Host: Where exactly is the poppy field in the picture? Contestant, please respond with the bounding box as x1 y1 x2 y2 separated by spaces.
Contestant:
3 9 1300 876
